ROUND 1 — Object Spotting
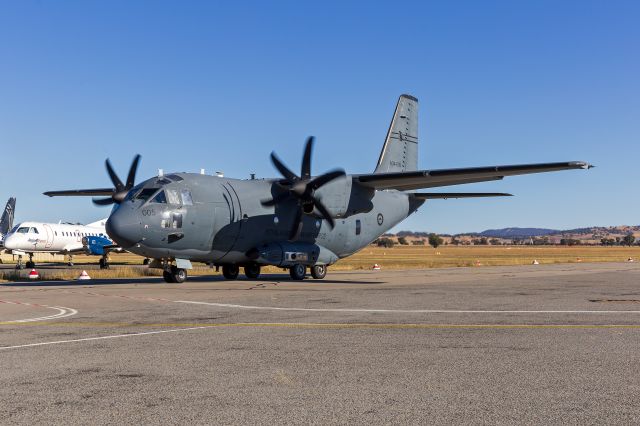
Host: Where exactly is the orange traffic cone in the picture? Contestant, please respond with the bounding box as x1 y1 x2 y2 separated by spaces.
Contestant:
77 270 91 280
28 269 39 279
372 264 381 270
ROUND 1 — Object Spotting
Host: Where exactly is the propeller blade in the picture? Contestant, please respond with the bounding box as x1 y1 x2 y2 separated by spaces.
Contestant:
92 197 115 206
105 159 125 192
313 198 335 228
301 136 314 180
44 188 115 197
310 169 346 190
260 192 290 207
288 208 303 241
125 154 141 189
270 152 299 182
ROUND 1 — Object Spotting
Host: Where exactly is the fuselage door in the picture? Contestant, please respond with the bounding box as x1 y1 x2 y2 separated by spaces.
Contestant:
43 224 54 248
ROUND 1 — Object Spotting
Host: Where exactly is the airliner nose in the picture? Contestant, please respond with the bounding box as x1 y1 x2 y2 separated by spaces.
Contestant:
3 234 16 249
105 206 141 249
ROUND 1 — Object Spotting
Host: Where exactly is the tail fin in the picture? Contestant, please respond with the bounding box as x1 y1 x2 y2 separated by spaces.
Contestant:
374 94 419 173
0 197 16 235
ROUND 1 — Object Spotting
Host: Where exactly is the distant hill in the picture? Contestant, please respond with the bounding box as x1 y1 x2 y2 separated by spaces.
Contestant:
467 228 560 238
394 226 640 240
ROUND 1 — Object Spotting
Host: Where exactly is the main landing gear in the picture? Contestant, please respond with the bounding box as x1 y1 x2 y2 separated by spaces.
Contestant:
222 264 239 280
244 263 261 279
25 253 36 269
163 266 187 283
216 263 328 281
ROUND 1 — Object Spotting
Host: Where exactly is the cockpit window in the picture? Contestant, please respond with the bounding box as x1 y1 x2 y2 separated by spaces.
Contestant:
17 227 29 234
30 227 39 234
151 191 167 204
181 189 193 206
166 189 180 205
166 174 183 181
135 188 160 201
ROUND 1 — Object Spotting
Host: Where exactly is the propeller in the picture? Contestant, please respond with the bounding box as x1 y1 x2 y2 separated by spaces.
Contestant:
262 137 346 241
92 155 141 206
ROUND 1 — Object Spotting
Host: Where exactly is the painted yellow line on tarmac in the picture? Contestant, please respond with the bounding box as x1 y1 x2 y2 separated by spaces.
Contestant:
2 321 640 329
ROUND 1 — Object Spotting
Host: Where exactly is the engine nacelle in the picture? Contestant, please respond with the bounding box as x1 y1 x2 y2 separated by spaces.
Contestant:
316 179 374 218
251 242 339 267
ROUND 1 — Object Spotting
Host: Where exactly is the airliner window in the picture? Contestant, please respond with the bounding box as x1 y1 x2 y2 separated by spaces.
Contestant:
166 189 180 205
31 228 39 234
17 227 29 234
151 191 167 204
356 220 361 235
181 189 193 206
135 188 160 201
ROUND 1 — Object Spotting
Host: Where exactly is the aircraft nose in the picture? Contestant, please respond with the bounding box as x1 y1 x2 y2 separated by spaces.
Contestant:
3 234 16 249
105 206 141 249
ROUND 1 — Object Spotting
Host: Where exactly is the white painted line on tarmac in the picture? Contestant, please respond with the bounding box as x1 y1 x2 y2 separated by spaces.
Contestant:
175 300 640 314
0 299 78 324
0 326 210 350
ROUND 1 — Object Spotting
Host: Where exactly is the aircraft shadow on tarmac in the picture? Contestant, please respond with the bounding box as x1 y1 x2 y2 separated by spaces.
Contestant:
2 274 384 286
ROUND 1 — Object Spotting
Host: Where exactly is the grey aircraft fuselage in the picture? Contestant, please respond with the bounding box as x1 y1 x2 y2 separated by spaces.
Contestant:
107 174 415 266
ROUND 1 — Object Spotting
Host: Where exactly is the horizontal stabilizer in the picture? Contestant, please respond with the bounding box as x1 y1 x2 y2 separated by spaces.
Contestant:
411 192 512 199
355 161 592 190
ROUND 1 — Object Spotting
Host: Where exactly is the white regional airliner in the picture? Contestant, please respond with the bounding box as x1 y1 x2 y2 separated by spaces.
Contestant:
4 219 109 269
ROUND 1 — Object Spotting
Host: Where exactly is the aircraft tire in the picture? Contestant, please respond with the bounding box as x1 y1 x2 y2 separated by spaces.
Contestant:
244 264 261 279
310 265 327 279
289 264 306 280
222 264 239 280
171 267 187 284
25 261 35 269
163 270 175 283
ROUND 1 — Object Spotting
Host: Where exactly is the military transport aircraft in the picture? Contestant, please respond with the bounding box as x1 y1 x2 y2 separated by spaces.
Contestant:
44 94 591 283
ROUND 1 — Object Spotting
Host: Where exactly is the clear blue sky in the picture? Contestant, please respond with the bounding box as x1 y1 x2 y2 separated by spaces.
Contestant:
1 1 638 234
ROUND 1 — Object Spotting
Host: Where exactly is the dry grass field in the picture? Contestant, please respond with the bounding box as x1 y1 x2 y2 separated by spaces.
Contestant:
1 245 638 281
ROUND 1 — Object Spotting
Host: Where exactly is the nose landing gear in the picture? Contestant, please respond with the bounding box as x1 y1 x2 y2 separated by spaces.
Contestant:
163 266 187 283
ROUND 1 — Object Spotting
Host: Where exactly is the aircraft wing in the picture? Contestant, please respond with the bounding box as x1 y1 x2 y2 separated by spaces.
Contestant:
410 193 512 199
354 161 592 190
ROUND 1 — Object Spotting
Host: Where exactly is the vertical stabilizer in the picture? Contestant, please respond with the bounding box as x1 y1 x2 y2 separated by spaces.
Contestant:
374 94 419 173
0 197 16 235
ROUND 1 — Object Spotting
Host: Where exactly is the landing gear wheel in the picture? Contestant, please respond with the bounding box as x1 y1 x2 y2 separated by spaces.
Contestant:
143 258 150 265
289 264 306 280
170 267 187 284
310 265 327 279
99 258 110 269
244 264 261 279
163 270 175 283
25 261 35 269
222 264 239 280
